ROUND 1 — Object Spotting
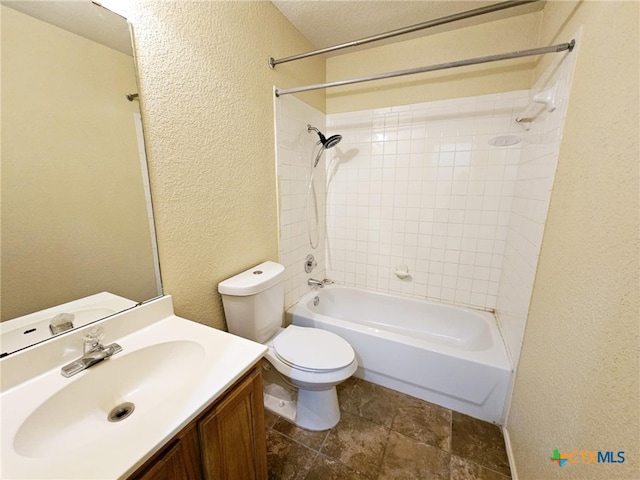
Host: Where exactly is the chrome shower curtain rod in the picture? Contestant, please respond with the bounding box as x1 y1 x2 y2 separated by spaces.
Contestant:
269 0 540 68
274 40 575 98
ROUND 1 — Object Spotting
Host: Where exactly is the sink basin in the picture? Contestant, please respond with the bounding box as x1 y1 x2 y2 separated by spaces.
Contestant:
14 340 205 458
0 295 267 479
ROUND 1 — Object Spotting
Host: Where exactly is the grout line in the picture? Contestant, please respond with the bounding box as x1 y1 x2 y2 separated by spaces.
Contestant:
449 408 453 453
317 426 331 453
453 455 512 480
303 451 321 480
270 424 328 455
374 425 393 480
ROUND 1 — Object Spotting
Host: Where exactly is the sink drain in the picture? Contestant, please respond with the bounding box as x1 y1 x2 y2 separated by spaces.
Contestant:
108 402 135 422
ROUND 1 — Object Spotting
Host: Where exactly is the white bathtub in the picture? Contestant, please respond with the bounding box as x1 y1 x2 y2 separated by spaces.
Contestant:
286 285 512 423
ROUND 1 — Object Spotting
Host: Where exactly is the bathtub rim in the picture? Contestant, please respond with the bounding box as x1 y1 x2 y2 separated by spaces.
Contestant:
287 284 511 371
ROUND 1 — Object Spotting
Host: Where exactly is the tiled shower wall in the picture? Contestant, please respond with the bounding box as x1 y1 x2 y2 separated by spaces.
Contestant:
496 39 579 363
275 40 576 367
274 94 326 308
325 92 529 312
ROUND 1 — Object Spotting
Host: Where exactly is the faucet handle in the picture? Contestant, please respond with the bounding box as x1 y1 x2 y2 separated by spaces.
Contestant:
84 326 104 341
83 326 104 352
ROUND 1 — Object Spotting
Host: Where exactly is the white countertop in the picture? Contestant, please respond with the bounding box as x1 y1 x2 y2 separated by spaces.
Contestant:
0 296 267 479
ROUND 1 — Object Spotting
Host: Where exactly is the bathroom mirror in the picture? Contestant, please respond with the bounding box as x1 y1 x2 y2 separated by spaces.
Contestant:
0 1 162 356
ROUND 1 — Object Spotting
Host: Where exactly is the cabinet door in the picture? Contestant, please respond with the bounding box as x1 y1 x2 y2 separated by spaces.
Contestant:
199 367 268 480
130 424 202 480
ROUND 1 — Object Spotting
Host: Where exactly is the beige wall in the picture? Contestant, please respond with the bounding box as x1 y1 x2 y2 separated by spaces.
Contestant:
326 12 541 113
506 1 639 479
1 6 157 320
108 1 325 329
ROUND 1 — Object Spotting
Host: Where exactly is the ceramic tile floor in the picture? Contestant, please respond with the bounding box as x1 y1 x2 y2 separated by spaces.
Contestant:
265 377 511 480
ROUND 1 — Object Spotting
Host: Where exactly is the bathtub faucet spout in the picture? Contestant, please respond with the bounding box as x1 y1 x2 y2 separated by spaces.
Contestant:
308 278 324 288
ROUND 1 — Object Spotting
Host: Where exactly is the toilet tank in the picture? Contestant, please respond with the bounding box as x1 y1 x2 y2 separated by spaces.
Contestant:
218 261 285 343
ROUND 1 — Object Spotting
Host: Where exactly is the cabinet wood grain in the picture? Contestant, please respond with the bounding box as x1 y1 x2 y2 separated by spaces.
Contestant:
129 363 267 480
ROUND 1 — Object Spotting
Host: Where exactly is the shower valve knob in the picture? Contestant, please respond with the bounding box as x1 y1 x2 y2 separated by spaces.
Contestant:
305 254 317 273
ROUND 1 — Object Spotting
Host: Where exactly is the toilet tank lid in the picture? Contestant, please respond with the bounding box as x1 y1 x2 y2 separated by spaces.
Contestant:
218 261 285 296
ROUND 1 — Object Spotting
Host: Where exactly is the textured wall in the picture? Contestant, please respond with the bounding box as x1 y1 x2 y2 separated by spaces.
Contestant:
107 1 325 329
505 1 639 478
326 12 541 113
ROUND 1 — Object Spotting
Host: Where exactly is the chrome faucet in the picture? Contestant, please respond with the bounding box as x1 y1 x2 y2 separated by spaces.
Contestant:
61 326 122 378
308 278 324 288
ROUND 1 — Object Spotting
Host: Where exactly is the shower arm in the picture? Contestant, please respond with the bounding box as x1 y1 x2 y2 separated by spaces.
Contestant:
308 124 327 145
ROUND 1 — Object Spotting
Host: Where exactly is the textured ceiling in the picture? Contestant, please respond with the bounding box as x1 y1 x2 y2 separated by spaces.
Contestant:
4 1 543 59
271 1 544 54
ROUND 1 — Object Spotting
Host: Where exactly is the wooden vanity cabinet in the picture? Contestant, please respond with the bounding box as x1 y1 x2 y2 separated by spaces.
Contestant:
129 363 267 480
130 424 202 480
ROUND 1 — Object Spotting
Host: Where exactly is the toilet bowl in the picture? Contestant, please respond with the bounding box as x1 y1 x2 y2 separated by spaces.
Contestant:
263 325 357 430
218 261 357 431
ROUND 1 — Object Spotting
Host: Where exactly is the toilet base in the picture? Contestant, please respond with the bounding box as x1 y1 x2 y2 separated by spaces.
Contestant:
262 380 340 431
263 381 297 424
295 387 340 431
264 387 340 431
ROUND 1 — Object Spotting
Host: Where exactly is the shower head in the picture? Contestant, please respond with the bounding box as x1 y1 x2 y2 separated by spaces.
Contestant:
307 124 342 149
308 124 343 168
324 134 342 149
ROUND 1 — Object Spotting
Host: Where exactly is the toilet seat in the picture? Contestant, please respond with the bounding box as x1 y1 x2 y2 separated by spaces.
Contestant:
273 325 355 373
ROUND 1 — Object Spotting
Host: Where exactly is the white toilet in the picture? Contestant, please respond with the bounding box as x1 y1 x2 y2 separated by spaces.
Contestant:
218 261 357 431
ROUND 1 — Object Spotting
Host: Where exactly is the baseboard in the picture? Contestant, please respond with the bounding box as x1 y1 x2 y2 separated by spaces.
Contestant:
502 426 519 480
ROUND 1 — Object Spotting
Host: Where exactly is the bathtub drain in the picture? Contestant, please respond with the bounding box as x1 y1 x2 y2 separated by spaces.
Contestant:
108 402 135 422
313 296 320 306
